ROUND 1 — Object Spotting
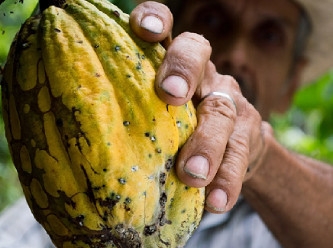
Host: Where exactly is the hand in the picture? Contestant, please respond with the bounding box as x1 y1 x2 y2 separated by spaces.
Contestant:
130 1 269 213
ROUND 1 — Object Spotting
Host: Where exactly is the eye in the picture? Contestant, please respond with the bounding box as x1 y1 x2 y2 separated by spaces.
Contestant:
190 4 232 36
254 20 286 49
197 10 222 29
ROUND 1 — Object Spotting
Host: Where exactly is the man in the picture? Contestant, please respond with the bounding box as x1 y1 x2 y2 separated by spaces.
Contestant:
131 1 333 247
0 0 333 247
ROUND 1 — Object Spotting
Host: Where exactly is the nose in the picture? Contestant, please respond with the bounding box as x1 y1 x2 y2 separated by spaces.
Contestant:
212 37 257 105
212 37 250 75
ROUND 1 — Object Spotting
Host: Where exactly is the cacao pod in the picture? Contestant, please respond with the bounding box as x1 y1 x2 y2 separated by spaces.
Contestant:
1 0 205 247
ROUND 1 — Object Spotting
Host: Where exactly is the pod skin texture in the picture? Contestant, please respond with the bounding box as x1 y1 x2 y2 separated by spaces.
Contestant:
1 0 205 247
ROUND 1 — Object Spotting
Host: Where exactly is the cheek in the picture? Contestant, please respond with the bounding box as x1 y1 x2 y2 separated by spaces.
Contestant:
256 81 276 117
255 68 290 117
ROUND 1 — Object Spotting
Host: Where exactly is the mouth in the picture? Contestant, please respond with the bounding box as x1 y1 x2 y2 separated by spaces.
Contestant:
232 75 256 106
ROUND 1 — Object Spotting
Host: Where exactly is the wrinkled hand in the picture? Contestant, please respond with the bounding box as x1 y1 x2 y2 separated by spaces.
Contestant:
130 1 269 213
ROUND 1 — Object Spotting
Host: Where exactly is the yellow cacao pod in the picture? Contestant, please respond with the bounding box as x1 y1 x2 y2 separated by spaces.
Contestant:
1 0 204 247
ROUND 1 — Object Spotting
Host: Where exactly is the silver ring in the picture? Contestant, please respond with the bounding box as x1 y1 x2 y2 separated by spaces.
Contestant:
202 92 237 111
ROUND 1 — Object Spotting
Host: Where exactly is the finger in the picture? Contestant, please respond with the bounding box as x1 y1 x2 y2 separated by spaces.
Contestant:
129 1 173 43
155 32 212 106
204 122 250 213
175 75 240 188
205 104 264 213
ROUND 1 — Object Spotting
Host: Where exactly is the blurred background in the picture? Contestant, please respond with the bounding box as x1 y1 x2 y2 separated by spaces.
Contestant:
1 0 333 212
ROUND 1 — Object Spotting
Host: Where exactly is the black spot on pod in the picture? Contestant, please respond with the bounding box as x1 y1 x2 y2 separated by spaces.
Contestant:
136 62 142 70
113 10 120 18
114 224 141 247
165 158 174 171
159 192 167 208
144 224 157 236
75 215 85 226
159 172 166 185
123 121 130 126
118 178 126 185
56 118 63 127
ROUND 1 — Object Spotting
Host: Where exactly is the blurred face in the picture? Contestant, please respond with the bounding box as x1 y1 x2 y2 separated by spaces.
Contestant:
174 0 305 119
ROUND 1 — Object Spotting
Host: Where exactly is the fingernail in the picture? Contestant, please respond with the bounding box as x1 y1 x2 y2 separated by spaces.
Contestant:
184 156 209 180
141 15 164 34
161 75 189 98
206 189 228 212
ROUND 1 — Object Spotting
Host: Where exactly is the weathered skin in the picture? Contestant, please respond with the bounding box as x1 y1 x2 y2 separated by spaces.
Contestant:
1 0 205 247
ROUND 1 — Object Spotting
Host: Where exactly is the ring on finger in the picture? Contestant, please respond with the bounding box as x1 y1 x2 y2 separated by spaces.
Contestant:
202 92 237 111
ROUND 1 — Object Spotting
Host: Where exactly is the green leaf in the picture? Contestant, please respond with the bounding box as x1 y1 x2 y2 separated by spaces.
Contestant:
0 0 39 66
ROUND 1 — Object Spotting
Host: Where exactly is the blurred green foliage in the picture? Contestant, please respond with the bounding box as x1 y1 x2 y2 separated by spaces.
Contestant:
271 71 333 164
0 0 333 214
0 0 39 66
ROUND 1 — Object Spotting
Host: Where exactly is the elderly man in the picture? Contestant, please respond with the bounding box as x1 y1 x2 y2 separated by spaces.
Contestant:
130 0 333 247
0 0 333 247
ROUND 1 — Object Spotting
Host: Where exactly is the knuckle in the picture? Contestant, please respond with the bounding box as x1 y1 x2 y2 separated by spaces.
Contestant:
158 34 212 91
225 145 250 179
219 74 241 92
172 32 212 63
200 96 237 122
178 32 211 48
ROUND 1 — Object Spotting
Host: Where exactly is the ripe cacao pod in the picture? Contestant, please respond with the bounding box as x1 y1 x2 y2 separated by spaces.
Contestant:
1 0 204 247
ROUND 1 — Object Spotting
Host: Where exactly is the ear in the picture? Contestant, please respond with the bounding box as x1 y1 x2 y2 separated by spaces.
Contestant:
274 57 308 113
